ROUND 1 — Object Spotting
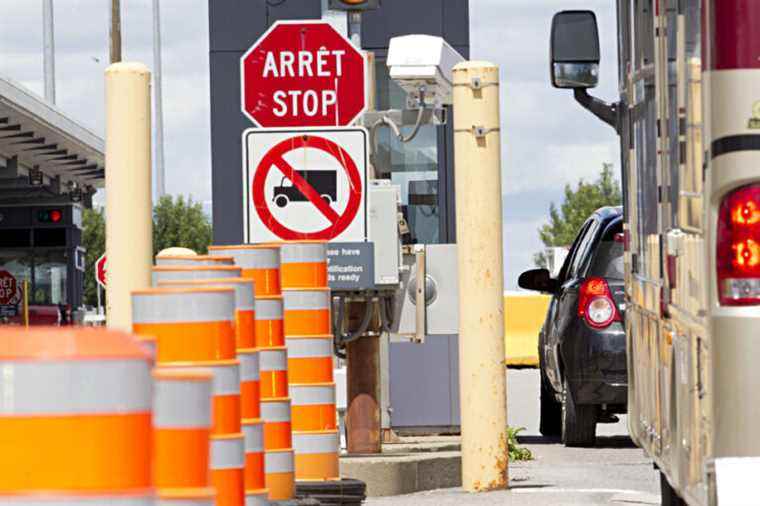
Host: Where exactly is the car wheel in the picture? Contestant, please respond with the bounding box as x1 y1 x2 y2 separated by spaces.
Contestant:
321 194 333 206
660 471 686 506
561 377 596 447
275 195 289 208
539 367 562 437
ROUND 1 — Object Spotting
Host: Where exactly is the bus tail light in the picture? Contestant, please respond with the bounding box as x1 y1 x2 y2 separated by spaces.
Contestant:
578 277 621 328
717 184 760 306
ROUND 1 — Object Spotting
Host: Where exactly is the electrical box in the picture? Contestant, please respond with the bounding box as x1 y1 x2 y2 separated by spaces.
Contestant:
368 180 401 287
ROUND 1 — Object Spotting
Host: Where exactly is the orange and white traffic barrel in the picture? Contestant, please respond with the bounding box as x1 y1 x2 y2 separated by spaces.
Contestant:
242 419 266 491
132 287 236 363
245 489 270 506
0 328 152 503
156 254 235 266
261 397 293 450
286 335 334 384
152 265 242 285
156 488 216 506
254 295 284 347
153 368 213 489
159 278 257 349
211 433 245 506
283 288 331 336
290 383 337 432
259 346 289 399
293 429 340 481
239 348 261 419
280 241 328 289
209 244 281 296
265 449 295 501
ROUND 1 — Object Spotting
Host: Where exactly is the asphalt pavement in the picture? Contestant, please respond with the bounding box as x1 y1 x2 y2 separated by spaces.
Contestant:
366 369 661 505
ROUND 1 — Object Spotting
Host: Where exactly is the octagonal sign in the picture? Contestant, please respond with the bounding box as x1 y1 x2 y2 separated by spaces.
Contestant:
241 21 367 128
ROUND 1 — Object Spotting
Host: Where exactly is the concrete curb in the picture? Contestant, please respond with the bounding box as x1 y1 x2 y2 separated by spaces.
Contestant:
340 451 462 497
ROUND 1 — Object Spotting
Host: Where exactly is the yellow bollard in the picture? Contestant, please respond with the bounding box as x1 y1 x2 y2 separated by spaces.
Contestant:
105 62 153 331
453 60 508 492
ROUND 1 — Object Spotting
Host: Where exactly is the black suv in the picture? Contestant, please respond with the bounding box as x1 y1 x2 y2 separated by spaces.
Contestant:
519 206 625 447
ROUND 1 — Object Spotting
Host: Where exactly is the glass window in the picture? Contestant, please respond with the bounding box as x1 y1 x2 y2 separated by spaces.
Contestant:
589 222 625 280
32 251 67 305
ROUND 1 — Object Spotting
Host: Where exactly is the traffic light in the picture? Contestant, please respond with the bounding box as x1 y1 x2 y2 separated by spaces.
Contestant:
37 209 63 224
328 0 379 11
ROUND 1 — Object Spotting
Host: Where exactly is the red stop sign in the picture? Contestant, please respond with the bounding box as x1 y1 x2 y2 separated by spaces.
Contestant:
96 254 107 288
0 270 18 306
241 21 367 128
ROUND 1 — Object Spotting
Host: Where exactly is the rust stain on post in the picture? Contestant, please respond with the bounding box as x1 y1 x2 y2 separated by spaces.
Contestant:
346 334 381 454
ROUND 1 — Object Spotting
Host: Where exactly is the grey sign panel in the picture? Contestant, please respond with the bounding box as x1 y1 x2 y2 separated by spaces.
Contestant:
327 242 375 290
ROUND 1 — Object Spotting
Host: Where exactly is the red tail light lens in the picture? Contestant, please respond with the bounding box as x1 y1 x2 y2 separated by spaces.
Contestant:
717 185 760 305
578 276 621 328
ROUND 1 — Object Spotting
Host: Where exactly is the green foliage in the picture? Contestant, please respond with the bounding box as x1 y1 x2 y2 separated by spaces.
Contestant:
534 164 622 267
507 426 533 461
82 195 212 307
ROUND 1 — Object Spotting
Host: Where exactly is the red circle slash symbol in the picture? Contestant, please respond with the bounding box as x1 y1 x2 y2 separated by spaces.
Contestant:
253 135 363 240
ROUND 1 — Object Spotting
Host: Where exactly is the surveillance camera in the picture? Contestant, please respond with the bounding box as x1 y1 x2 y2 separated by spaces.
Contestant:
387 35 465 108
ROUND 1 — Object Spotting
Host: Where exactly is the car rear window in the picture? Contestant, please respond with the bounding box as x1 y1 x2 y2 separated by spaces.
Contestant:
588 221 624 280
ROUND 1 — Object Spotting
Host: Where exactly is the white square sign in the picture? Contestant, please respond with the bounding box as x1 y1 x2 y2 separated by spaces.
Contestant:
242 127 368 243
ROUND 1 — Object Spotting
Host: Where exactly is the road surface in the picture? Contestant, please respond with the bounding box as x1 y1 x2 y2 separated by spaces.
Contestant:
367 369 661 505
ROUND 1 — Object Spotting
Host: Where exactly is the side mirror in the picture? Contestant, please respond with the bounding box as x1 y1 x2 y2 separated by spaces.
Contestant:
518 268 559 294
550 10 600 89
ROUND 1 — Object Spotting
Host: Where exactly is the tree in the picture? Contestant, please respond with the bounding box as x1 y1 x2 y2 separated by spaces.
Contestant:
82 195 213 306
534 163 622 268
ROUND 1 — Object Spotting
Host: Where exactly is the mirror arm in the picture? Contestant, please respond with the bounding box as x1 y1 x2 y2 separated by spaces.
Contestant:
573 88 620 134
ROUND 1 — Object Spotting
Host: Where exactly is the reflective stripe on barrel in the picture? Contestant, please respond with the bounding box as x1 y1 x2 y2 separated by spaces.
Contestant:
259 346 289 399
238 349 261 419
286 335 334 384
280 242 327 289
152 265 243 285
0 496 155 505
261 397 292 450
209 245 281 296
211 434 245 506
254 295 284 347
283 288 331 336
264 449 295 501
155 487 216 506
0 328 152 494
293 430 340 481
242 419 265 491
132 288 236 362
244 489 269 506
156 255 235 266
290 383 337 431
158 279 256 349
153 368 213 489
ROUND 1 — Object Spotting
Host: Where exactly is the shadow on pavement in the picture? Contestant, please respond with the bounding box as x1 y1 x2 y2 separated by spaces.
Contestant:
517 435 636 448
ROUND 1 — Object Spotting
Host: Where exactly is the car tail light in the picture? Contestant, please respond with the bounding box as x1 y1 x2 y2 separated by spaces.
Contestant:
578 277 621 328
717 184 760 305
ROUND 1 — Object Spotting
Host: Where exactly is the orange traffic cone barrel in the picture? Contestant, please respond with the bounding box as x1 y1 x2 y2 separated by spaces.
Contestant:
242 419 266 491
0 328 152 502
132 287 236 363
290 383 337 432
152 265 242 285
265 449 295 501
286 335 334 384
153 368 213 489
261 397 292 450
159 278 257 349
283 288 331 336
211 433 245 506
156 488 216 505
280 241 328 289
245 489 270 506
254 295 284 348
239 349 261 419
156 255 235 266
209 245 281 296
293 429 340 481
259 346 289 399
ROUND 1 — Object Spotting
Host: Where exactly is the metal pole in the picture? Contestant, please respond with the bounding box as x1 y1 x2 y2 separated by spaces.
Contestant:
453 61 508 492
42 0 56 104
348 11 362 48
152 0 166 198
110 0 122 64
346 303 381 454
105 62 153 331
23 280 29 328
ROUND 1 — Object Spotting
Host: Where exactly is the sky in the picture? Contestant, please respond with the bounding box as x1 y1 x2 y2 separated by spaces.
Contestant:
0 0 620 289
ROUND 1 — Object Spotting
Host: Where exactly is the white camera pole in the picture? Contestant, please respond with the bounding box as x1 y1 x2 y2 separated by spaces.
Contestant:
42 0 56 104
